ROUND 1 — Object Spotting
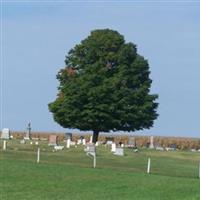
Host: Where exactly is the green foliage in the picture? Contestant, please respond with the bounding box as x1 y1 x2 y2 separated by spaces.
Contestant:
49 29 158 140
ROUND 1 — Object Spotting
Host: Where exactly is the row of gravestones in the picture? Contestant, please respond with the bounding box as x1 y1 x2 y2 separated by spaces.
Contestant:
1 124 32 140
47 135 125 156
1 129 154 148
1 127 156 153
48 135 103 151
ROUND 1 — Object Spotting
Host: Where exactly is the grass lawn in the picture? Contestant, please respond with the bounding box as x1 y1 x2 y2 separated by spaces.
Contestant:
0 140 200 200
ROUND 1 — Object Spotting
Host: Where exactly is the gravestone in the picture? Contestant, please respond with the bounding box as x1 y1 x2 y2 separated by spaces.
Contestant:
24 122 31 140
65 132 72 140
114 147 124 156
82 138 86 145
1 128 10 139
128 137 136 148
111 142 116 152
89 136 93 143
149 136 154 149
66 138 71 148
48 135 58 146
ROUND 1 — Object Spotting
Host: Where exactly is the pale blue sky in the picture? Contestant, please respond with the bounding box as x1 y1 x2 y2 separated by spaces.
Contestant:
1 1 200 137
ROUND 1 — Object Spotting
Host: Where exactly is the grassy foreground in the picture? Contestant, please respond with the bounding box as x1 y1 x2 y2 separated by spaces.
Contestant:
0 140 200 200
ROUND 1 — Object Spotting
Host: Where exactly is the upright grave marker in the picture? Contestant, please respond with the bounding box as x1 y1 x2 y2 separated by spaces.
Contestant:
24 122 31 140
128 137 136 148
82 138 86 146
48 135 58 146
65 132 72 148
111 142 116 152
66 138 70 148
149 136 154 149
89 136 93 143
1 128 10 139
65 132 72 140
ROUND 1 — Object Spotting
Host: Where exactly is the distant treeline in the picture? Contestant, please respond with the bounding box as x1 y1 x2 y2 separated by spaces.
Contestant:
5 131 200 150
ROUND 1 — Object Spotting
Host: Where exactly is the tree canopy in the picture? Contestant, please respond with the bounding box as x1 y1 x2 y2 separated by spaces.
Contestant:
48 29 158 143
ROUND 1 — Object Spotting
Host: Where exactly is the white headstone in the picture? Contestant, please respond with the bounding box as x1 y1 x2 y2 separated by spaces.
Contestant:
89 136 93 143
111 143 116 152
82 139 86 145
149 136 154 149
1 128 10 139
114 147 124 156
77 139 82 145
66 138 71 148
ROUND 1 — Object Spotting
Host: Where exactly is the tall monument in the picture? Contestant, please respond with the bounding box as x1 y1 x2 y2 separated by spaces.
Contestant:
24 122 31 140
149 136 154 149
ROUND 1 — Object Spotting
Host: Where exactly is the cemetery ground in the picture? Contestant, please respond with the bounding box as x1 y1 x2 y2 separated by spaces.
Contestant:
0 140 200 200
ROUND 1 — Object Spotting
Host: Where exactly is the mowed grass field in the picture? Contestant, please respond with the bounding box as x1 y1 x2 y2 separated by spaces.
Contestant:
0 139 200 200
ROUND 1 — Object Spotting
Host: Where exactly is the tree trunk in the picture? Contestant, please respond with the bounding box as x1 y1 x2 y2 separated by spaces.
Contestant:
92 130 99 144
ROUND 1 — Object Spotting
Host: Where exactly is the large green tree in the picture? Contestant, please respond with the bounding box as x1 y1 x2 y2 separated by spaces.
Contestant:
49 29 158 143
